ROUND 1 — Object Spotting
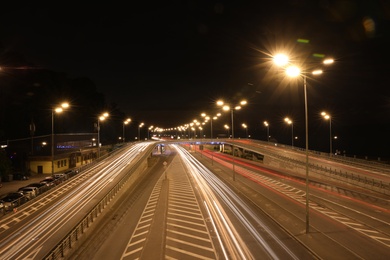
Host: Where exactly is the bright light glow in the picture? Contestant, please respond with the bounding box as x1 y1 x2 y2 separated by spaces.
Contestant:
99 112 109 121
54 107 63 113
222 105 230 111
264 121 268 126
217 100 224 106
312 69 323 75
273 54 289 66
286 66 301 77
321 111 330 120
323 59 334 65
240 100 247 106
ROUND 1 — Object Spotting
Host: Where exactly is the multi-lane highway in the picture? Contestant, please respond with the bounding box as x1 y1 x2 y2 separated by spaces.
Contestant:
0 140 389 259
71 142 389 259
0 142 154 259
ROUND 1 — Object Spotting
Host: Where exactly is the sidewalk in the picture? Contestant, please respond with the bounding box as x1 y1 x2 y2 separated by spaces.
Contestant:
0 174 47 197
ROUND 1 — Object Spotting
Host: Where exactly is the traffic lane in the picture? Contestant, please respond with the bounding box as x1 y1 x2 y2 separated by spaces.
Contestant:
0 143 152 259
194 148 390 259
181 147 313 259
119 148 220 259
70 148 176 259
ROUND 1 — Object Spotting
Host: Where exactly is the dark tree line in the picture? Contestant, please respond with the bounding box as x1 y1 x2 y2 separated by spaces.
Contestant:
0 44 127 178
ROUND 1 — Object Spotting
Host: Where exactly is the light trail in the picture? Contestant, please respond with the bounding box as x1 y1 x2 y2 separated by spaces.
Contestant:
173 144 299 260
0 142 153 259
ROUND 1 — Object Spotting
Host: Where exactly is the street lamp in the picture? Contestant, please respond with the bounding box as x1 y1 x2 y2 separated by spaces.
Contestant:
224 124 230 138
138 122 144 141
263 121 269 142
198 126 203 138
242 123 248 138
273 53 334 234
123 118 131 143
148 125 154 140
201 112 221 139
51 102 69 174
321 111 332 156
97 112 109 158
193 120 200 138
284 117 294 147
217 99 247 139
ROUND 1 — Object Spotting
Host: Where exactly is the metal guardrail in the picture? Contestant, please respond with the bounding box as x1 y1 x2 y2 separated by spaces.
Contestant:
265 151 390 195
201 138 389 195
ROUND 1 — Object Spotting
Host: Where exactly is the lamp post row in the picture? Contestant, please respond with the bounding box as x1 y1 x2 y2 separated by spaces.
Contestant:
273 53 334 234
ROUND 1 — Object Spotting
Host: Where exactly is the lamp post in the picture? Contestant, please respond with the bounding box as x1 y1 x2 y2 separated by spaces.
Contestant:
51 102 69 175
138 122 144 141
273 53 334 234
201 112 221 139
284 117 294 147
217 99 247 139
97 112 109 158
123 118 131 143
242 123 248 138
264 121 269 142
224 124 230 138
148 125 154 140
321 111 332 156
193 120 200 138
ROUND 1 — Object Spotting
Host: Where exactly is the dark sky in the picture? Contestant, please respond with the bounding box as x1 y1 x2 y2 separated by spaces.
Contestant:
1 1 390 158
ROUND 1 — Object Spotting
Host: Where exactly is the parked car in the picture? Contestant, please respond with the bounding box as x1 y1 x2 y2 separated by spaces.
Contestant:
27 182 50 194
40 177 57 187
53 173 68 181
18 186 39 200
1 192 28 211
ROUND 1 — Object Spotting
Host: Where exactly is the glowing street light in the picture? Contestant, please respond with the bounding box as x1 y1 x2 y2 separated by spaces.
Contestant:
122 118 131 143
138 122 144 141
242 123 248 138
321 111 332 156
273 52 334 234
97 112 109 157
148 125 154 140
201 112 221 139
284 117 294 147
263 121 270 142
224 124 230 137
51 102 70 174
217 99 247 139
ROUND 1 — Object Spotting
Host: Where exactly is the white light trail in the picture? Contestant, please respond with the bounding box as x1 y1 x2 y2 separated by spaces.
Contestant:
173 144 299 260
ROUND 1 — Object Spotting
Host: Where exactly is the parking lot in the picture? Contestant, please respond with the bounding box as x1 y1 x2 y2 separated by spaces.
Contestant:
0 174 46 197
0 174 54 213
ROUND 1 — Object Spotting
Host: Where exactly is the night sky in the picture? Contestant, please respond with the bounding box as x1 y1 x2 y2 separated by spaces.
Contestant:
1 1 390 158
